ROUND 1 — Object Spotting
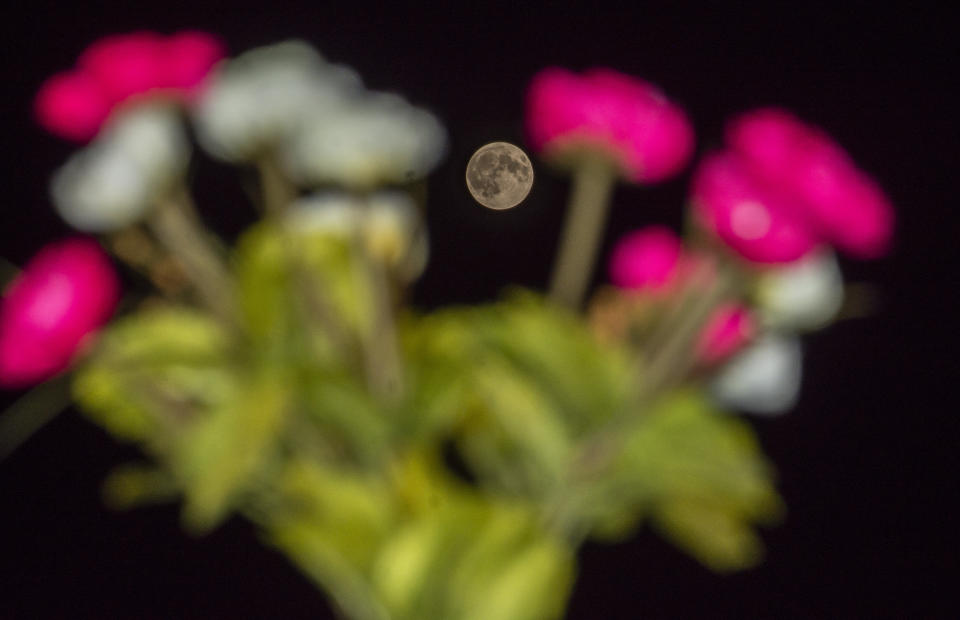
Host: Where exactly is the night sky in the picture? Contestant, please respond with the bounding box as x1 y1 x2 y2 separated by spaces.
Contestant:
1 2 955 617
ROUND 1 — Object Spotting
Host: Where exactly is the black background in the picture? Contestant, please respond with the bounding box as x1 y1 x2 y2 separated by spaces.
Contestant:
1 2 956 618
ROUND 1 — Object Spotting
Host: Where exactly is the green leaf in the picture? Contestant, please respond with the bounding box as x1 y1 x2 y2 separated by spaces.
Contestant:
173 370 289 532
590 390 784 571
232 221 373 361
417 292 634 498
266 459 396 620
72 306 234 444
371 489 574 620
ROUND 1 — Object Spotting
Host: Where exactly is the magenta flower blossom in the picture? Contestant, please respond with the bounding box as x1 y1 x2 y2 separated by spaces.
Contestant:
608 226 683 291
526 67 694 183
692 151 820 263
0 238 119 388
691 108 894 263
34 31 225 141
727 108 894 258
696 303 755 364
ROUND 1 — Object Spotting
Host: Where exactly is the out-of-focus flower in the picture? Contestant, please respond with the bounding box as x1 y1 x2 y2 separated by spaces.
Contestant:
34 31 224 142
727 108 894 258
696 303 755 364
691 152 819 263
756 250 843 330
0 238 119 388
282 92 447 189
51 104 190 232
286 191 427 281
192 41 363 163
691 108 894 264
711 333 802 415
525 67 694 183
608 226 683 291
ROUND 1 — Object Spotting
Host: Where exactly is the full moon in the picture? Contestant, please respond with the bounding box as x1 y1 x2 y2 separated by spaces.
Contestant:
465 142 534 210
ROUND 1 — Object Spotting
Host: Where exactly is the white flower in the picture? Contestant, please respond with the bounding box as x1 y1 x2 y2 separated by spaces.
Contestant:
192 40 362 162
281 92 448 189
711 333 803 415
286 191 427 281
51 104 189 232
756 250 844 331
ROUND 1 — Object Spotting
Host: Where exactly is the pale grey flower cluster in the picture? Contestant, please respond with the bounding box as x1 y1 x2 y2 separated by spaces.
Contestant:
51 104 189 232
193 41 447 190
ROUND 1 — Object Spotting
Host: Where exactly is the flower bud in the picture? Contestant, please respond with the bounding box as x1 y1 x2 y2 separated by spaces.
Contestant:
696 303 755 364
608 226 683 291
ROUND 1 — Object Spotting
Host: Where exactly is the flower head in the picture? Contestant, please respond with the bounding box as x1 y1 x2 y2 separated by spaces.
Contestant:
51 103 190 232
691 108 894 263
281 91 447 189
0 238 119 388
726 108 894 258
34 30 225 141
691 151 819 263
192 40 363 162
525 67 694 183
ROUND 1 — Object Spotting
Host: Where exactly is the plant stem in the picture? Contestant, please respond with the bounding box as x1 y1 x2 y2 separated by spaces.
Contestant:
0 256 19 289
257 154 297 216
0 374 71 460
148 188 235 325
548 156 618 309
350 202 403 401
544 261 741 541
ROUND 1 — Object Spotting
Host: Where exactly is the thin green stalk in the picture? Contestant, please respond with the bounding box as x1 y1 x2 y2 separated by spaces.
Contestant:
543 261 741 541
1 256 19 289
349 202 404 401
257 154 297 216
548 157 618 309
0 374 71 460
148 188 235 325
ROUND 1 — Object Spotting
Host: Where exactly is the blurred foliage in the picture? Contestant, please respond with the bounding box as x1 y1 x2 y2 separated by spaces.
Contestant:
70 220 782 618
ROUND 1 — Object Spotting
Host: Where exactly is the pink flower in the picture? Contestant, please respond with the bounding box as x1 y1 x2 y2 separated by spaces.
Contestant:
608 226 683 291
34 72 114 142
34 31 225 141
691 151 820 263
726 108 894 258
525 67 694 183
0 238 119 388
77 32 168 104
161 31 227 94
696 303 755 364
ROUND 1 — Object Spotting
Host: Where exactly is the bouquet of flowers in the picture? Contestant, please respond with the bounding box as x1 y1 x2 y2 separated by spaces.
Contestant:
0 31 893 620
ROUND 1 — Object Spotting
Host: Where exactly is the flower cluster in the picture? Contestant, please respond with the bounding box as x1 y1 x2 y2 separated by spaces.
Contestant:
194 41 447 189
